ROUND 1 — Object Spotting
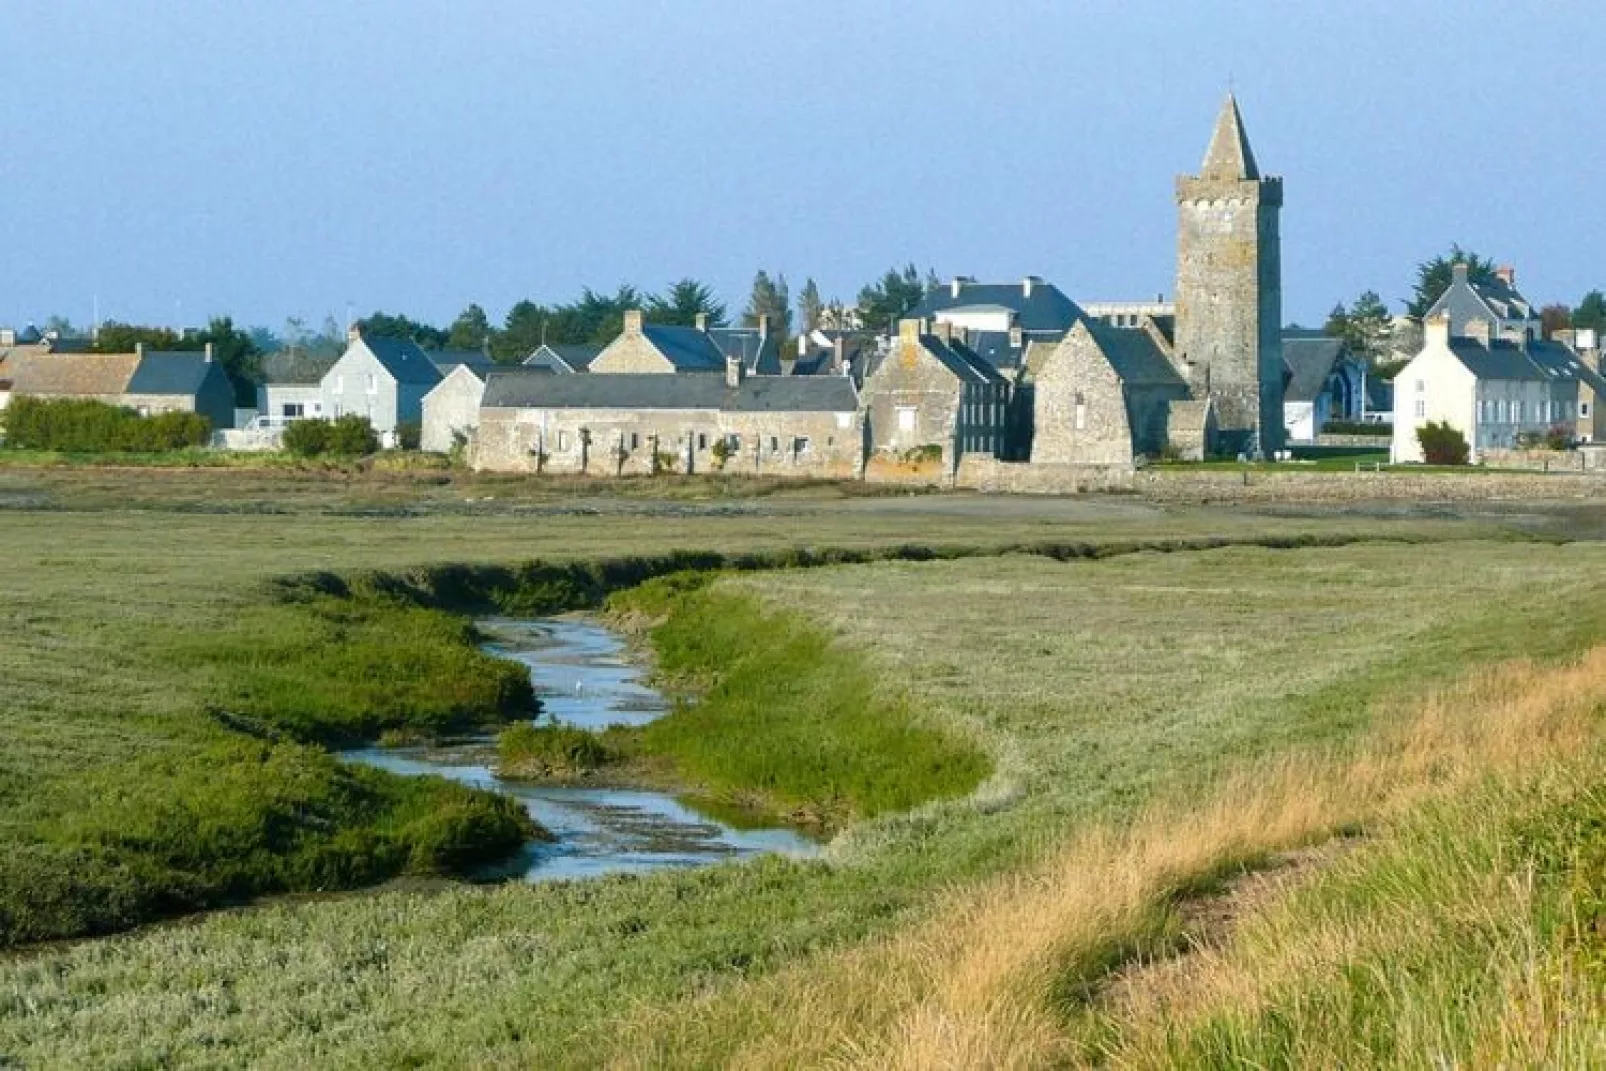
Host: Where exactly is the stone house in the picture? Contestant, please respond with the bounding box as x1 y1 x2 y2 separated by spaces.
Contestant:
588 311 781 375
1030 319 1191 465
256 350 337 421
423 356 519 453
4 345 235 429
319 328 443 437
860 318 1009 473
1553 328 1606 442
1281 332 1365 442
523 343 602 373
1426 262 1540 342
472 360 861 477
1390 315 1606 462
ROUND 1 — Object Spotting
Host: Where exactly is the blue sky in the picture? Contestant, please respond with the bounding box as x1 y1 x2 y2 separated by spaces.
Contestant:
2 0 1601 334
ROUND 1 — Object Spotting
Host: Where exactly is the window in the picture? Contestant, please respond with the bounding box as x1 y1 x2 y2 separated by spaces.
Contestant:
727 433 741 450
1584 402 1593 418
769 436 779 452
630 432 639 450
1074 391 1087 431
1415 379 1425 393
794 437 810 455
835 412 852 429
311 402 323 415
282 403 304 419
697 433 707 451
1414 400 1426 418
1513 401 1523 423
366 373 378 394
896 406 917 432
558 430 569 452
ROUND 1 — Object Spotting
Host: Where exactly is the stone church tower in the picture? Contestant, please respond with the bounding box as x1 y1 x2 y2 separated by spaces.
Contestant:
1174 94 1284 456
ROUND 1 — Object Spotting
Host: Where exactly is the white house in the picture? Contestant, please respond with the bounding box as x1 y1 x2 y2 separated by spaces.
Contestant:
257 350 336 422
1390 315 1606 462
319 328 444 437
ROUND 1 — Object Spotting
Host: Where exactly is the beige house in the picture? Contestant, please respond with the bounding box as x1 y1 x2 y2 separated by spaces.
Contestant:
422 362 497 453
3 345 236 429
1030 319 1191 465
473 361 861 477
588 311 781 375
860 319 1009 473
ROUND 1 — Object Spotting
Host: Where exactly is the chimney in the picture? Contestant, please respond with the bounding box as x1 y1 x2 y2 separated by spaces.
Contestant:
950 278 963 299
1495 265 1516 288
796 334 808 357
1451 262 1471 285
346 324 362 344
899 318 924 343
203 342 214 364
1425 313 1452 348
1009 325 1023 349
725 356 744 389
832 335 845 372
1022 275 1041 298
624 309 644 335
695 312 709 332
135 342 146 359
1465 318 1492 347
756 314 769 337
933 320 953 343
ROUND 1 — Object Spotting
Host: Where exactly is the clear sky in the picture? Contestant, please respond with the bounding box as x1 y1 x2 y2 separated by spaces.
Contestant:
2 0 1601 334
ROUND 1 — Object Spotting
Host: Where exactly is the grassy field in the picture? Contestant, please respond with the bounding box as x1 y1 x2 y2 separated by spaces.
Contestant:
2 464 1605 1065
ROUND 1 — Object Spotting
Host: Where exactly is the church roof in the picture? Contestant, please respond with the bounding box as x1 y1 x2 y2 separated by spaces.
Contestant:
1200 92 1260 181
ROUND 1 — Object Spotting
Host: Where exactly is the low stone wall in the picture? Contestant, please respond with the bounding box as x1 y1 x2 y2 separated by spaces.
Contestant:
1478 448 1588 473
864 455 949 487
1137 468 1606 504
954 457 1135 494
1313 433 1391 448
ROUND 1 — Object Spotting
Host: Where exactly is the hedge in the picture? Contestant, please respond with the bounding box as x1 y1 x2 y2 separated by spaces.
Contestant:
1 396 211 452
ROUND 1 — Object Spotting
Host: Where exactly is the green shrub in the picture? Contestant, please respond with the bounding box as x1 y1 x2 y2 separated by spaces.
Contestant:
1416 420 1470 465
395 420 422 451
1321 420 1392 436
498 722 612 775
1 396 210 452
282 418 331 456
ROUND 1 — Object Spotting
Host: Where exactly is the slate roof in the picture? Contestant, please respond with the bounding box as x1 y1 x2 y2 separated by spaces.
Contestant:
637 325 727 372
1447 340 1550 381
1427 267 1537 327
6 352 140 396
524 343 602 373
126 352 220 396
1526 339 1606 395
360 334 442 386
260 349 338 386
919 335 1009 386
962 329 1068 372
429 349 496 378
1282 336 1350 403
909 279 1084 333
705 327 781 375
483 370 858 412
1200 92 1260 180
1087 322 1186 387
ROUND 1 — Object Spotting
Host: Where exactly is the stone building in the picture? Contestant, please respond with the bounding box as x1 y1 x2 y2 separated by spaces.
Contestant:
421 355 505 453
1425 263 1539 341
472 359 861 477
1030 319 1190 465
588 311 781 375
860 319 1009 474
319 328 442 436
1174 93 1285 456
4 345 236 429
523 343 602 373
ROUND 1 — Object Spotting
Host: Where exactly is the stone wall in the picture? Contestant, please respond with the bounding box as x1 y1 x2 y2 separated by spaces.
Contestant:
1137 467 1606 504
1030 328 1135 465
472 405 861 478
421 370 485 453
1313 432 1390 448
956 457 1135 494
861 327 961 464
1479 448 1589 473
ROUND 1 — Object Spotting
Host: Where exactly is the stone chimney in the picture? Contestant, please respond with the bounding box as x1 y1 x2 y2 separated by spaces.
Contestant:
796 334 808 357
756 314 770 337
203 342 214 363
624 309 644 335
933 320 953 343
949 277 965 299
1465 318 1492 347
346 324 362 344
1022 275 1041 298
831 335 845 372
1425 313 1452 348
1451 262 1471 285
695 312 709 332
1009 325 1024 349
725 356 744 389
899 318 924 343
1495 265 1516 288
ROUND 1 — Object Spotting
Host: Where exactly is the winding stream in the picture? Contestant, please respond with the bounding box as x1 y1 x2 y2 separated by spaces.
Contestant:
345 617 816 881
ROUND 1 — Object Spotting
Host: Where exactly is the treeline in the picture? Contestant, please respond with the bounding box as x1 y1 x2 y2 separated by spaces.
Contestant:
1 396 211 452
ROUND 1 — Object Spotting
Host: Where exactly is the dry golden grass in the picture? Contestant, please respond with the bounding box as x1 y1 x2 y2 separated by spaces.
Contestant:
606 648 1606 1068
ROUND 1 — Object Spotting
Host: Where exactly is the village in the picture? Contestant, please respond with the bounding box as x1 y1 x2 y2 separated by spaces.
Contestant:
6 94 1603 491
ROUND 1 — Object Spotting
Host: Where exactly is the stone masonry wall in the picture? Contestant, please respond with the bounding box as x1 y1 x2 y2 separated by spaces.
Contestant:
1137 468 1606 504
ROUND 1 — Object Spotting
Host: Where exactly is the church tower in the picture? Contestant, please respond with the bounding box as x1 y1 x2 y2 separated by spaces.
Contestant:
1174 93 1284 456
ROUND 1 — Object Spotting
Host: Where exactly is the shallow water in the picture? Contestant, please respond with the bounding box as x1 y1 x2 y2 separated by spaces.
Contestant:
345 616 815 882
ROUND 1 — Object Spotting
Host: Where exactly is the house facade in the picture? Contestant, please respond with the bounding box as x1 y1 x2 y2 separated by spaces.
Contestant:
422 361 511 453
1030 319 1191 465
860 319 1009 472
1390 315 1606 462
257 350 336 421
588 311 781 375
4 345 235 429
319 329 442 436
472 361 861 477
1281 333 1365 442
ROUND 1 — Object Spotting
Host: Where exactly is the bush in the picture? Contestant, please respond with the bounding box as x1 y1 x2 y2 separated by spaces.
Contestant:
281 418 331 457
1 396 210 452
281 415 379 457
1417 420 1470 465
1321 420 1393 436
498 722 612 776
395 420 422 451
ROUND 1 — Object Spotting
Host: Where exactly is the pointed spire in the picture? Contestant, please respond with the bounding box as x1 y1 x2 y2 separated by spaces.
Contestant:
1200 92 1260 181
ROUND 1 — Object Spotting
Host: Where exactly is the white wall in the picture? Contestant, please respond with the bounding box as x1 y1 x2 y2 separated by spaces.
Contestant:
1391 335 1475 463
421 367 485 453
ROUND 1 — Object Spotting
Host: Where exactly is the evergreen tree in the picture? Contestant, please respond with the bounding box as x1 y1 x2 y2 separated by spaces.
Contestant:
446 304 492 352
855 264 927 333
357 311 448 350
649 279 727 327
798 278 824 335
1574 291 1606 334
742 271 791 336
1407 245 1497 319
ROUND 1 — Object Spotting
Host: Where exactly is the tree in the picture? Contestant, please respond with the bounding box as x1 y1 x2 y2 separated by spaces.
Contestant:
357 311 447 350
446 304 492 351
649 279 727 327
742 271 791 336
798 278 824 335
494 300 549 361
1324 290 1394 365
92 321 181 352
1417 420 1469 466
1407 245 1497 319
1574 291 1606 334
856 264 929 334
1541 304 1573 339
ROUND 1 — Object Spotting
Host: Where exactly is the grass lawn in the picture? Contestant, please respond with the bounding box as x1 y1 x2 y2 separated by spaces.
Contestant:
2 467 1604 1066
